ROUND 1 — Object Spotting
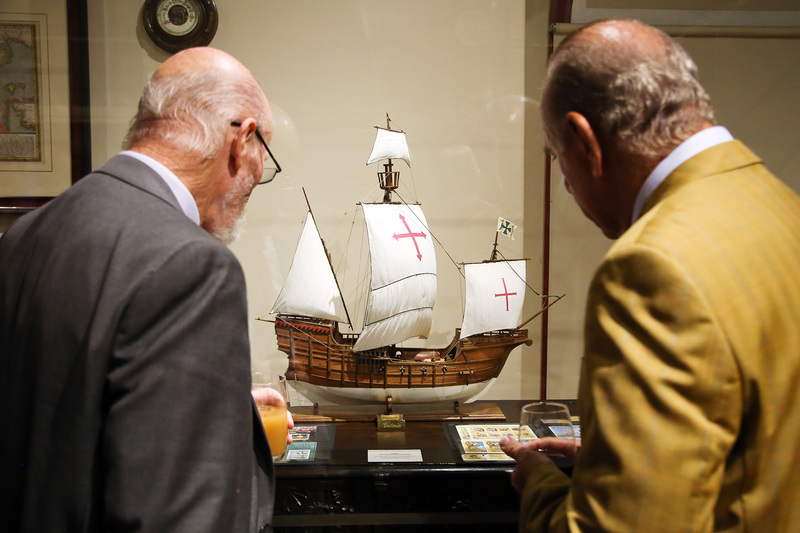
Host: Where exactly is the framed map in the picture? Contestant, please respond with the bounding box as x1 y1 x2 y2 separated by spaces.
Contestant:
0 0 90 213
0 21 42 163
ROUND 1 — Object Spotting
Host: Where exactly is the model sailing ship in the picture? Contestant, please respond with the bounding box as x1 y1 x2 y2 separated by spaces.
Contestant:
268 117 557 404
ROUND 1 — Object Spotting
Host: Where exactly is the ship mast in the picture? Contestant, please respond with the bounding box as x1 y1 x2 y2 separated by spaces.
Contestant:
377 114 400 203
490 231 499 261
302 187 353 328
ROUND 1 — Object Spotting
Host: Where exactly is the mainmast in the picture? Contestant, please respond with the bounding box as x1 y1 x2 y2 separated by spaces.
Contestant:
366 114 411 203
378 115 398 202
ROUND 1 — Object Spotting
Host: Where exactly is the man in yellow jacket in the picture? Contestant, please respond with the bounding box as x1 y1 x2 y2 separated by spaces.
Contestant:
501 19 800 533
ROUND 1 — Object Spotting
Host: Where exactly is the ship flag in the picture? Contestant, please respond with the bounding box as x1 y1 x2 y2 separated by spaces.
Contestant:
497 217 517 240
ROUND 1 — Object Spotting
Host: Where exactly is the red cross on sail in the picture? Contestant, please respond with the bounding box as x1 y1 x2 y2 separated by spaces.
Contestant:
460 259 527 339
393 213 427 261
355 203 437 351
494 278 518 311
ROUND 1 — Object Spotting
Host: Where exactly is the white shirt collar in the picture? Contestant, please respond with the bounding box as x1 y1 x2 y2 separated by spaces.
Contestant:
120 150 200 225
631 126 734 223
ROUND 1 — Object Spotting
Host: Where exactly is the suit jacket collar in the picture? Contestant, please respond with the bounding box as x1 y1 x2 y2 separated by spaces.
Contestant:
640 140 762 218
94 153 184 215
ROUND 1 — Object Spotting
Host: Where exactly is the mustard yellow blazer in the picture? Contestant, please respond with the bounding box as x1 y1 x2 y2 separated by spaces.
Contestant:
521 140 800 532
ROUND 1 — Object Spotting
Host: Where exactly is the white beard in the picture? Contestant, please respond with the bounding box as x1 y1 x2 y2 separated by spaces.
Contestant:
211 171 255 245
213 211 247 245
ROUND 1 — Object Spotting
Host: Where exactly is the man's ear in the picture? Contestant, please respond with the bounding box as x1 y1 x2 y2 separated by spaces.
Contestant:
230 119 257 172
565 112 602 178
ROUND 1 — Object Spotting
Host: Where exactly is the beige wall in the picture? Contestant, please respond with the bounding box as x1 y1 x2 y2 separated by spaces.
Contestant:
573 0 800 26
44 0 800 404
589 0 798 11
87 0 541 405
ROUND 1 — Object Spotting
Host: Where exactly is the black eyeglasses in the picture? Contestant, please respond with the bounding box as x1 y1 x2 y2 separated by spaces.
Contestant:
231 121 282 184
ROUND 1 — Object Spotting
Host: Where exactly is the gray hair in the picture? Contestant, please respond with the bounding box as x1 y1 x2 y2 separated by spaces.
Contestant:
123 64 267 159
542 19 715 159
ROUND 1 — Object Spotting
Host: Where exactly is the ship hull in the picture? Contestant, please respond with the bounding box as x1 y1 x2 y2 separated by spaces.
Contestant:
288 380 494 405
275 315 533 404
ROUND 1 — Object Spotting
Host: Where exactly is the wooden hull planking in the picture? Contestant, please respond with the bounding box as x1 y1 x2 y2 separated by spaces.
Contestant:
275 315 532 391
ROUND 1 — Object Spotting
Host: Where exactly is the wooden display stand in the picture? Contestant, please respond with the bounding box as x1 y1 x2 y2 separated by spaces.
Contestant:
291 397 506 423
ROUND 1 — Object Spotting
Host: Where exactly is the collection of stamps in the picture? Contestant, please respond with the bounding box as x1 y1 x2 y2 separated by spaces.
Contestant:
278 421 582 463
280 426 320 462
455 424 537 461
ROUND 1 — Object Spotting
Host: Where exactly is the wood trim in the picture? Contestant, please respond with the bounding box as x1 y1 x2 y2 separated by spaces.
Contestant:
550 0 574 24
0 0 91 214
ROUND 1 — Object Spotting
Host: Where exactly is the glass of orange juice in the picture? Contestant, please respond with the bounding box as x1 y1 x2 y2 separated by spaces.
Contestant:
251 372 288 461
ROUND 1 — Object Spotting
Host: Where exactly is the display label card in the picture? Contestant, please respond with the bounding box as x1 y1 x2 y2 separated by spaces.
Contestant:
367 449 423 463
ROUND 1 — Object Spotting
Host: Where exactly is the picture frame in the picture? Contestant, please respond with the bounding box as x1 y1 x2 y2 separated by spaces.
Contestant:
0 0 90 214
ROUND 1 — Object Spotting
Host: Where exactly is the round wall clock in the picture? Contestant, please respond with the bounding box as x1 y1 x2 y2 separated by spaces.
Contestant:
142 0 219 54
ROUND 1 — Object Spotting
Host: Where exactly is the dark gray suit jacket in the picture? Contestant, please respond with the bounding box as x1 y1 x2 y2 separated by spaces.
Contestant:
0 154 274 532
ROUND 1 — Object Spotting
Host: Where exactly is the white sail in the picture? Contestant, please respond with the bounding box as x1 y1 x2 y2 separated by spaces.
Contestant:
460 260 526 339
353 203 436 351
366 127 411 166
271 212 349 323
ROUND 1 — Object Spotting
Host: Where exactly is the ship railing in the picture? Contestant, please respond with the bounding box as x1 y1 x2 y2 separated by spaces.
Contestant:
472 328 529 339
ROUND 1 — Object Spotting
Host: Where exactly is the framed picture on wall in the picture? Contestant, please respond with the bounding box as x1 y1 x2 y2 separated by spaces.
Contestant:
0 0 90 214
566 0 800 27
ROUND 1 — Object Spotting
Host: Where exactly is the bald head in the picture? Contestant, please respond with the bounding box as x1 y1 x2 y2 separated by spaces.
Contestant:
155 47 252 90
123 47 273 244
542 19 714 160
124 47 271 159
576 19 665 58
540 20 717 240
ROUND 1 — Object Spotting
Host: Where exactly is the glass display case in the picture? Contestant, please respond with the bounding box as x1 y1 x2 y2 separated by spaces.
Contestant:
2 0 799 404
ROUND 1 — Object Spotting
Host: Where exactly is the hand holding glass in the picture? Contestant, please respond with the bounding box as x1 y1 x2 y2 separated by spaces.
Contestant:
252 372 289 461
519 402 576 465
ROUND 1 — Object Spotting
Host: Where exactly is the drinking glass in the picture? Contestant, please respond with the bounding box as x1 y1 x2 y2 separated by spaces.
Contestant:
519 402 575 464
252 372 289 461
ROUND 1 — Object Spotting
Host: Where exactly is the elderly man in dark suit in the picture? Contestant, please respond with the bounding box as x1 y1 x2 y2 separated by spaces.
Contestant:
1 47 283 532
